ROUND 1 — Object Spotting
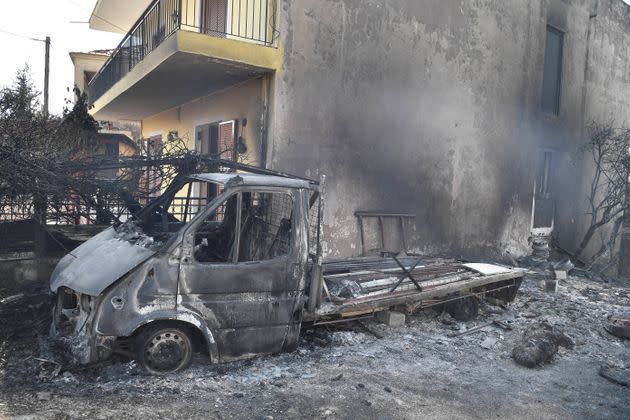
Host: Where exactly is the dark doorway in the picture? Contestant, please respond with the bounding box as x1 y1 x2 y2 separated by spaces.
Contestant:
531 150 555 233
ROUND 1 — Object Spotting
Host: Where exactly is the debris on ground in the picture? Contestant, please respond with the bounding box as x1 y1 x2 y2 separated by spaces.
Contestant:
511 323 574 368
599 366 629 387
605 314 630 339
447 319 513 337
0 293 25 305
0 273 628 418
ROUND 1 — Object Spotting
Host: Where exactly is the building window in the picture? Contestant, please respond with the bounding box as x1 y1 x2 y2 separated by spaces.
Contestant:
541 26 564 116
195 120 236 160
104 142 119 158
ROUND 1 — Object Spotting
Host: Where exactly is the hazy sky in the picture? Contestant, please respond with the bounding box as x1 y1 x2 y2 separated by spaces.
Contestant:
0 0 121 114
1 0 629 115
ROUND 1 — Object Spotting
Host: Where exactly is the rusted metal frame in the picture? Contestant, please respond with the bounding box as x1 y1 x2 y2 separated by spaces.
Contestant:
408 279 521 314
378 215 384 252
353 211 416 256
322 256 450 274
321 272 523 316
399 216 407 252
312 175 326 308
313 278 520 321
311 314 375 326
347 265 465 284
357 214 366 256
307 175 326 312
362 271 478 298
389 256 423 292
358 269 468 294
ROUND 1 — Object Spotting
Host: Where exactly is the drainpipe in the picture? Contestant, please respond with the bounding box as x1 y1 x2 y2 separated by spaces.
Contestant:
260 74 272 168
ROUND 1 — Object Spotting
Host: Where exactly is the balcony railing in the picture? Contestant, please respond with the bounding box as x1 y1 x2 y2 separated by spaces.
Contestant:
88 0 278 104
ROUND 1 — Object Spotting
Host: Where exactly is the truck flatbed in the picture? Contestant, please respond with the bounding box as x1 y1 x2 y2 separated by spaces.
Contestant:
305 256 524 321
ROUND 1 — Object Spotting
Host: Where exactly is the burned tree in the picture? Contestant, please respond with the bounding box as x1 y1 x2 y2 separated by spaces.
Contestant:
0 69 190 226
575 123 630 273
0 68 257 285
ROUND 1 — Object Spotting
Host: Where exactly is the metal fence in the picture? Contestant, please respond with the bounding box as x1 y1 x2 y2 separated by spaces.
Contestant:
0 195 133 225
89 0 278 102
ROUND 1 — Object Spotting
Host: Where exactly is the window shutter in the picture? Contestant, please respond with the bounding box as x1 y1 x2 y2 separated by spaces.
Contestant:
218 120 236 162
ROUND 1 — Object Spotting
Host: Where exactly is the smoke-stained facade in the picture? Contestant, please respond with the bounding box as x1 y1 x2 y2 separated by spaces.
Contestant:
82 0 630 264
267 0 630 262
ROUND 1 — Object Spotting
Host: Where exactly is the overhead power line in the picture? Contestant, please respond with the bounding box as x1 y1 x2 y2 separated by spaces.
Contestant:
0 28 45 42
64 0 128 33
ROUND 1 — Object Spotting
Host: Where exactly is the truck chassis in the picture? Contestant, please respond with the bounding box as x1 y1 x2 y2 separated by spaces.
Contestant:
305 256 523 322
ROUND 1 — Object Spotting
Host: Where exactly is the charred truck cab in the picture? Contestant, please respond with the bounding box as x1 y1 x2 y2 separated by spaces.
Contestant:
51 173 316 374
51 170 524 374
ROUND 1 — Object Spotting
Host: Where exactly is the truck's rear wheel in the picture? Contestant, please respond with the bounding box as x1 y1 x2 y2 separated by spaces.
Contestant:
445 296 479 321
136 323 192 375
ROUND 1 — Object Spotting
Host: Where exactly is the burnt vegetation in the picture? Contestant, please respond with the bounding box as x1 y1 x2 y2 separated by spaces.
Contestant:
0 68 226 231
576 123 630 275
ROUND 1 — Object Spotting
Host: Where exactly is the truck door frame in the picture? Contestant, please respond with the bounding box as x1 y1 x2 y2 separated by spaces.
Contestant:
177 184 306 361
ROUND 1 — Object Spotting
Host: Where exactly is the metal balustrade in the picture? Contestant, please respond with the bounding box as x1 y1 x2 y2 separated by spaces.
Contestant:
88 0 277 103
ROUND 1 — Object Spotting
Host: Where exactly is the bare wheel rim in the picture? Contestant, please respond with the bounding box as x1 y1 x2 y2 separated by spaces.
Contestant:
144 329 189 373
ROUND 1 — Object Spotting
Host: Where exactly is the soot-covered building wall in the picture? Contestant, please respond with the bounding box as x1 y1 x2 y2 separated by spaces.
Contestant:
266 0 630 260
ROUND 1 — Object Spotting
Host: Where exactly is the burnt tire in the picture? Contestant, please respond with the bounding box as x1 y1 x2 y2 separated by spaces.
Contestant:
136 323 192 375
445 296 479 321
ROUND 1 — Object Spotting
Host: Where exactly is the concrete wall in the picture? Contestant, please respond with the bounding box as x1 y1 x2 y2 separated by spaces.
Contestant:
142 77 267 166
571 0 630 264
268 0 630 260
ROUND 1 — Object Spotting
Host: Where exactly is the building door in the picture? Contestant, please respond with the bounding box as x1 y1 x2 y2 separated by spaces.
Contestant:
202 0 228 36
531 150 555 235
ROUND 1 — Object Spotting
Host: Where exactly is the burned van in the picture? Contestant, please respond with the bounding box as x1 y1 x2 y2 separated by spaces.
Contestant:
51 171 524 374
51 173 316 374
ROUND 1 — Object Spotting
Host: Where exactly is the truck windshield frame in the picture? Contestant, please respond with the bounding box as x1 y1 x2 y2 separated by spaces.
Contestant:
183 185 297 265
132 178 225 238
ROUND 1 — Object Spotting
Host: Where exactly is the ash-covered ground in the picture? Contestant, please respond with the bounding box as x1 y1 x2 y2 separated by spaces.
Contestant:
0 273 628 419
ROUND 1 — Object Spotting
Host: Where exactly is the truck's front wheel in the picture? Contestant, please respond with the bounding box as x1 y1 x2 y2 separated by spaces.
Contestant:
136 323 193 375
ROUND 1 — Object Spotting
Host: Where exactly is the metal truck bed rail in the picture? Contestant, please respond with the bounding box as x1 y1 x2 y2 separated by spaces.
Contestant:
305 257 524 320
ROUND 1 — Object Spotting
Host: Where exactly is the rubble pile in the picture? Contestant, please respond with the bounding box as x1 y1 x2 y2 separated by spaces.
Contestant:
511 323 574 368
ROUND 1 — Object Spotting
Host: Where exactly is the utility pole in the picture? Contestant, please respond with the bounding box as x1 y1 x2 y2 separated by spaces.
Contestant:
36 36 51 281
43 36 50 116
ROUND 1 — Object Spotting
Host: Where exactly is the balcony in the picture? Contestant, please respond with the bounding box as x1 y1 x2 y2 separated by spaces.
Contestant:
88 0 280 120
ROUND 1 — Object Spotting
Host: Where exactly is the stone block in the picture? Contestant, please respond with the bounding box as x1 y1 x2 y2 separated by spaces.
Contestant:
376 310 406 327
545 279 558 293
554 270 567 280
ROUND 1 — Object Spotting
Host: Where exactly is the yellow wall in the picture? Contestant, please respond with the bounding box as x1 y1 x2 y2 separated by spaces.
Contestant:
142 77 265 167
